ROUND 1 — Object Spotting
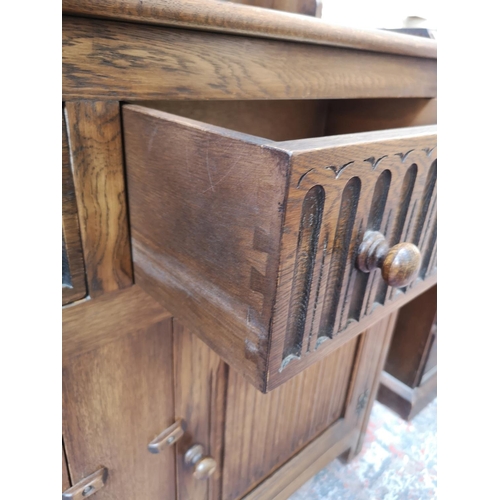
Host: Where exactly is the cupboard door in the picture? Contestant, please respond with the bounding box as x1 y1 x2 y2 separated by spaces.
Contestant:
62 287 176 500
222 338 357 499
174 313 396 500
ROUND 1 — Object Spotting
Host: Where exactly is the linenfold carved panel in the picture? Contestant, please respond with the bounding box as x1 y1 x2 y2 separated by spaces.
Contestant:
276 146 437 370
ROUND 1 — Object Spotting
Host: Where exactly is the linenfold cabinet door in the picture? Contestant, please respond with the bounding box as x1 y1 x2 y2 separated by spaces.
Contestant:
122 104 437 392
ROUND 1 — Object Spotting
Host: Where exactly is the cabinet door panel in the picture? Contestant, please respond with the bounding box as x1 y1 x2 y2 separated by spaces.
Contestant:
63 289 176 500
222 338 357 499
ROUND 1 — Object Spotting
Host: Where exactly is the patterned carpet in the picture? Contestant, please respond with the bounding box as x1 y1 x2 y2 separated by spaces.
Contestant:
289 399 437 500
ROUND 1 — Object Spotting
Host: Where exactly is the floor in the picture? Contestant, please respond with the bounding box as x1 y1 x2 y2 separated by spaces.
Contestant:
289 399 437 500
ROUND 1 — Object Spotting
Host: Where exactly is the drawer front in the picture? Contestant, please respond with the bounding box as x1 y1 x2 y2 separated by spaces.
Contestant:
270 130 437 387
123 105 436 391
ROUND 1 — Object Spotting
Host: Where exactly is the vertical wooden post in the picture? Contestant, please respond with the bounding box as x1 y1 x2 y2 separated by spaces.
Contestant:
65 101 133 296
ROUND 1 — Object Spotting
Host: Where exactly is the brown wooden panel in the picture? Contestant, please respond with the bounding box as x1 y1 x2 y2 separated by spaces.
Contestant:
63 285 171 362
243 426 355 500
222 337 357 499
123 103 437 391
62 444 71 492
64 101 133 296
343 311 398 457
124 106 289 391
423 325 437 375
174 321 226 500
135 100 330 142
228 0 321 17
325 98 437 136
384 285 437 387
62 110 86 305
62 313 176 500
63 17 436 101
62 0 437 58
378 368 437 421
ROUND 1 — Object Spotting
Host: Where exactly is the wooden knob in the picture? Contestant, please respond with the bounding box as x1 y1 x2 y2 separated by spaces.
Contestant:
184 444 217 480
357 231 421 288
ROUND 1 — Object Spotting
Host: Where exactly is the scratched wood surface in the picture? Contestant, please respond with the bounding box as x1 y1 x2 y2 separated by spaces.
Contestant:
62 0 436 58
65 101 133 296
63 16 436 101
123 103 437 391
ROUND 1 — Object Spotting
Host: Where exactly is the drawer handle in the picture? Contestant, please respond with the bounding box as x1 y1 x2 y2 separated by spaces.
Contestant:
357 231 421 288
62 467 108 499
184 444 217 480
148 419 186 453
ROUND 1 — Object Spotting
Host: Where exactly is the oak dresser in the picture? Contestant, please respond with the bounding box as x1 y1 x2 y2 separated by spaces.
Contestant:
62 2 437 498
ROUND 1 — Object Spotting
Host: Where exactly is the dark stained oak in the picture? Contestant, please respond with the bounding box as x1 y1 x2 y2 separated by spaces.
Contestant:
61 6 438 498
377 285 437 419
62 291 176 500
63 285 171 362
62 110 87 305
63 17 437 101
123 104 437 391
62 467 108 500
64 101 133 296
173 313 396 499
173 320 227 500
325 98 437 135
62 0 436 58
134 100 330 142
357 231 421 288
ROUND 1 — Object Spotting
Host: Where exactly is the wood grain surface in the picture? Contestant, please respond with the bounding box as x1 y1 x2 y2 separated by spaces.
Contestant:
384 284 437 388
222 337 357 499
63 309 176 499
174 321 227 500
62 110 87 304
62 0 437 58
63 285 171 362
123 103 437 391
63 16 437 101
326 98 437 135
65 101 133 296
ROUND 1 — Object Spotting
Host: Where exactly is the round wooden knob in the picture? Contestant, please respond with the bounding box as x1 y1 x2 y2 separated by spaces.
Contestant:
184 444 217 480
357 231 421 288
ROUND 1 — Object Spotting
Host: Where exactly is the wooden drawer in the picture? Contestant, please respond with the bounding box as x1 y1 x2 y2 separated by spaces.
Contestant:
122 104 437 392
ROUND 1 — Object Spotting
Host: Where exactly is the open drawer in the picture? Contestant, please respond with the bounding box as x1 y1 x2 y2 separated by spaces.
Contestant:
122 103 437 392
